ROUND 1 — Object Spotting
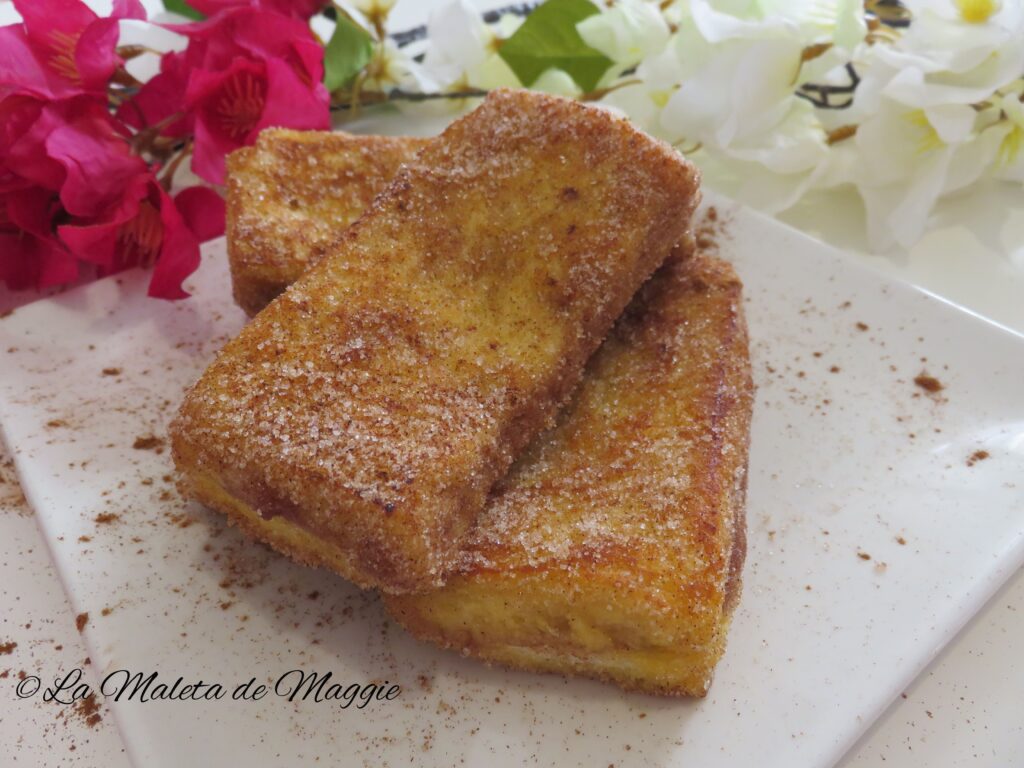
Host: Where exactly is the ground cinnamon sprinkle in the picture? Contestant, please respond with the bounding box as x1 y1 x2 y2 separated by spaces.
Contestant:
132 435 165 451
75 613 89 632
0 640 16 654
913 373 944 393
101 367 121 376
72 693 102 728
966 449 990 467
693 206 724 251
94 512 119 524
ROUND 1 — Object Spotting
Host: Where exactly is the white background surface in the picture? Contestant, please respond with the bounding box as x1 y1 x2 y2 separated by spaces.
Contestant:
1 0 1023 765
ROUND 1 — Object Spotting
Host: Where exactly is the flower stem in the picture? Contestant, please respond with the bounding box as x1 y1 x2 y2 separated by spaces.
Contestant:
159 141 193 192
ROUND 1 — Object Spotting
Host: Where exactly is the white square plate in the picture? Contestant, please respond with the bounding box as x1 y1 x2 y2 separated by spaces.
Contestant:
2 189 1022 767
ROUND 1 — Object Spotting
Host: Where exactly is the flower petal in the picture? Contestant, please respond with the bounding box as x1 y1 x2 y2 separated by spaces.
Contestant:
174 185 225 242
255 55 330 133
0 231 79 291
148 185 201 300
45 109 149 217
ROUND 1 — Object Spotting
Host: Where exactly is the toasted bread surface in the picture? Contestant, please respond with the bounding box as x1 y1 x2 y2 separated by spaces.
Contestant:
226 129 425 315
172 89 701 594
385 251 753 695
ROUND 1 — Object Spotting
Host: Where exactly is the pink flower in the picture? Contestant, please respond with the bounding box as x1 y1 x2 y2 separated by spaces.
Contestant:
125 5 330 184
0 188 80 291
0 0 145 99
59 179 224 300
188 0 328 20
186 53 329 183
115 49 194 140
0 93 223 298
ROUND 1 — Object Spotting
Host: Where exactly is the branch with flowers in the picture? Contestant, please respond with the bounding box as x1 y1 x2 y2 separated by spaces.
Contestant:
2 0 1023 299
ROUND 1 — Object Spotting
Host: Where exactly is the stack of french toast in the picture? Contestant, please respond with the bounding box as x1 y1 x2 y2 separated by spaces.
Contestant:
170 89 753 697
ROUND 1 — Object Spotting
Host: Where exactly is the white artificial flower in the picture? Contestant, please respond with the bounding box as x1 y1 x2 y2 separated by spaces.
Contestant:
659 28 804 148
992 84 1024 181
598 44 686 139
692 100 835 213
850 96 1009 249
577 0 671 69
854 0 1024 109
531 69 583 98
421 0 521 91
422 0 494 84
686 0 865 47
687 0 791 43
351 0 397 16
757 0 867 49
363 39 436 93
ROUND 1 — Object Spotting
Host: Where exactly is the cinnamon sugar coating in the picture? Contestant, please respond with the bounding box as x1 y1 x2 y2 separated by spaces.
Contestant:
386 251 753 695
171 89 701 594
227 130 426 316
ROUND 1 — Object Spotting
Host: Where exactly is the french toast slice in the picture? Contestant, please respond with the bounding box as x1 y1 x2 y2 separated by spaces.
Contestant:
226 129 426 316
171 89 701 594
385 250 753 695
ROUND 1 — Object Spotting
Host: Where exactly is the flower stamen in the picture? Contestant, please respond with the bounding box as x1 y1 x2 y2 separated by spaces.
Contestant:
49 29 82 84
215 71 266 141
1000 125 1023 165
955 0 1000 23
117 202 163 269
906 110 945 153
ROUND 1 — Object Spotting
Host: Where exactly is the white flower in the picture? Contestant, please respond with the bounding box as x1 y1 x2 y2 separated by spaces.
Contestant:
692 100 835 213
659 25 804 148
576 0 671 69
350 0 397 16
850 97 1009 249
992 84 1024 181
855 1 1024 109
531 69 582 98
758 0 867 49
363 39 435 93
421 0 521 91
685 0 865 47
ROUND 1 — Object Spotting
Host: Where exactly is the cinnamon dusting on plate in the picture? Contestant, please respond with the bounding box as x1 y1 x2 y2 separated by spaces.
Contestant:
966 449 990 467
913 373 943 394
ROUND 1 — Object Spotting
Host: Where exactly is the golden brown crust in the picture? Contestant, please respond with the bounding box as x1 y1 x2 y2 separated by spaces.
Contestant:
385 250 753 695
172 89 701 594
226 130 426 315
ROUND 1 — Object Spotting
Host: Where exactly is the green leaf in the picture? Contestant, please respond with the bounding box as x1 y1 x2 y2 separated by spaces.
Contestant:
323 16 375 92
163 0 204 21
498 0 612 93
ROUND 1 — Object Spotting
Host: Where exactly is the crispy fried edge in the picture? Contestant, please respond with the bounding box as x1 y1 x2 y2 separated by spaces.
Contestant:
383 253 753 696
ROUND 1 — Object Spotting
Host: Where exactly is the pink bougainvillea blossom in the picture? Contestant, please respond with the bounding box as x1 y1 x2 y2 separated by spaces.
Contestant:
0 91 218 298
125 5 329 184
187 0 328 20
2 0 145 98
0 0 323 299
58 176 212 300
0 188 80 291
